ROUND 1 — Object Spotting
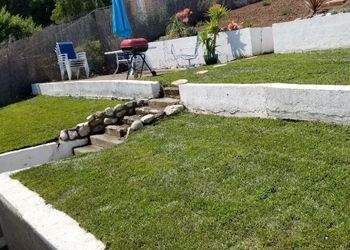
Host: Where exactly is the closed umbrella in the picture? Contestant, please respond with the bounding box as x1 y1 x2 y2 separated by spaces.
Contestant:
112 0 132 38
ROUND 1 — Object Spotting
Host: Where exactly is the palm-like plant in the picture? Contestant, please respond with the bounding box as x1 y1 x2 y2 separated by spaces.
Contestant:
199 4 228 64
304 0 329 16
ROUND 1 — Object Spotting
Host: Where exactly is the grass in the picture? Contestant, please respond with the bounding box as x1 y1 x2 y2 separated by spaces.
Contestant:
14 113 350 249
149 49 350 86
0 96 122 154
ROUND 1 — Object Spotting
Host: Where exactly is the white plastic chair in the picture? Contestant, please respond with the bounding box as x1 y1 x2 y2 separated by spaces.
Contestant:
55 42 90 80
171 35 199 68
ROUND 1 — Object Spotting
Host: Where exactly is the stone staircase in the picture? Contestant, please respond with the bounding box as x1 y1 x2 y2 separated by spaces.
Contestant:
73 97 181 155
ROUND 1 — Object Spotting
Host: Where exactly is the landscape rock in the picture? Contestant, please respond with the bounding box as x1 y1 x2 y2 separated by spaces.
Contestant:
86 115 95 122
123 115 141 125
92 125 105 133
104 117 118 125
141 114 155 124
171 79 188 86
59 130 69 141
196 70 208 75
95 111 105 119
125 127 133 139
113 104 125 113
125 101 135 108
137 99 145 107
77 123 90 137
104 107 114 117
164 105 185 116
68 130 78 140
130 120 144 131
135 107 161 116
154 111 165 120
115 109 127 118
89 118 103 127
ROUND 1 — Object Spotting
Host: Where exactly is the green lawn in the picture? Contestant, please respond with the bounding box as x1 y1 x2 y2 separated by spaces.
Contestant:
14 113 350 249
149 49 350 86
0 96 121 154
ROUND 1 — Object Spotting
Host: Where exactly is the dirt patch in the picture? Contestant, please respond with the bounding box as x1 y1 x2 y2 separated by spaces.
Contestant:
217 0 349 28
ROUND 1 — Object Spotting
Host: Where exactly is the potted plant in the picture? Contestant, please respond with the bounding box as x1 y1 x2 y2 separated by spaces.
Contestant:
199 4 228 65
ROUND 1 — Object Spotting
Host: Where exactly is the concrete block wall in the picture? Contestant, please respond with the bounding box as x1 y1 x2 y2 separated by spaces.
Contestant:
273 13 350 53
180 83 350 125
146 27 274 69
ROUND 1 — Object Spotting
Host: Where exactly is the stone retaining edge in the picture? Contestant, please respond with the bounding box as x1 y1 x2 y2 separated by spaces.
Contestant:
0 172 105 250
180 83 350 125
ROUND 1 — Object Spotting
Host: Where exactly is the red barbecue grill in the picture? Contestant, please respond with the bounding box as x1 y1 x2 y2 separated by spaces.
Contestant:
120 38 157 79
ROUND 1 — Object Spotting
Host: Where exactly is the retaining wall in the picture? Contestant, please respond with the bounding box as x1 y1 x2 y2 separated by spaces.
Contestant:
146 27 274 69
0 139 88 174
273 13 350 53
0 173 104 250
32 80 161 99
180 83 350 125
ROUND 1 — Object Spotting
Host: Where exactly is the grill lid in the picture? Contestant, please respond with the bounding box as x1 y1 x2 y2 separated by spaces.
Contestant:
120 38 148 53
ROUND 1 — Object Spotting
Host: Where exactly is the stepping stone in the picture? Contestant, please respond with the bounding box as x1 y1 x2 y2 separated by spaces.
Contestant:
171 79 188 86
105 125 126 138
213 63 227 68
74 145 103 155
196 70 208 75
90 134 124 148
148 98 180 109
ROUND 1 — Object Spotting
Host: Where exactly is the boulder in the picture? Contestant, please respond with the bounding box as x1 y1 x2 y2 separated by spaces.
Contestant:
113 104 125 113
164 105 185 116
59 130 69 141
131 120 144 131
104 117 118 125
171 79 188 86
68 130 78 140
104 107 114 117
77 123 90 137
86 115 95 122
115 109 127 118
141 114 155 124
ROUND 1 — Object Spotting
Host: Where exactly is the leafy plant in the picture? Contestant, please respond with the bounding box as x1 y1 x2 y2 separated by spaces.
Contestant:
165 8 197 39
281 7 292 16
76 40 104 75
242 21 254 28
199 4 228 62
262 0 271 6
304 0 329 16
0 7 41 43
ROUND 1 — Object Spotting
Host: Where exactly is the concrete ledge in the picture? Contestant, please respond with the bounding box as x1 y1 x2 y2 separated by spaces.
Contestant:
0 139 88 174
273 13 350 53
32 80 161 99
0 172 105 250
180 83 350 124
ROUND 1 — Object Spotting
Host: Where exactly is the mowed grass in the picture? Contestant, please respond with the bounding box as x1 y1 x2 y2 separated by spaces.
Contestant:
0 96 121 154
14 113 350 249
149 49 350 85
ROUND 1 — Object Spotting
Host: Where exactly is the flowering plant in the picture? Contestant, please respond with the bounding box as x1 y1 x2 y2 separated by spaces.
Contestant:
227 21 239 31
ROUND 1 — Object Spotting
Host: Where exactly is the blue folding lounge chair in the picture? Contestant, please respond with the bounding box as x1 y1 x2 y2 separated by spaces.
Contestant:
55 42 90 80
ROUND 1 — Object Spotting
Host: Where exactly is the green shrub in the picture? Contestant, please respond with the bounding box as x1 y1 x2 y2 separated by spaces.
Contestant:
262 0 271 6
0 7 41 43
77 40 105 75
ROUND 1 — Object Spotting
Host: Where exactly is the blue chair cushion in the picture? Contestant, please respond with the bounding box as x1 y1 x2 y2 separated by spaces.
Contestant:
57 42 77 60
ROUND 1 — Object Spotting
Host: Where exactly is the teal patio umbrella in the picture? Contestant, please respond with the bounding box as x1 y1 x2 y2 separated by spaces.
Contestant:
112 0 132 38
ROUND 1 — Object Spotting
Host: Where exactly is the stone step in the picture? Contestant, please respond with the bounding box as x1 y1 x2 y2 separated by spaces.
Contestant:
73 145 103 155
164 87 180 97
148 97 180 109
135 107 163 116
90 134 124 148
105 125 126 138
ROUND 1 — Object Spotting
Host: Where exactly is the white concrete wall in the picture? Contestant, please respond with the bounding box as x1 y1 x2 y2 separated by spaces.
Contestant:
273 13 350 53
0 139 88 173
0 172 105 250
146 27 274 69
32 80 161 99
180 83 350 125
